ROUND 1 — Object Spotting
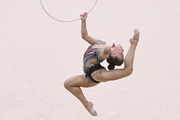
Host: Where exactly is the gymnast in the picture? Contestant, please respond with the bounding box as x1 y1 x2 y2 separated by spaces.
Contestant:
64 12 140 116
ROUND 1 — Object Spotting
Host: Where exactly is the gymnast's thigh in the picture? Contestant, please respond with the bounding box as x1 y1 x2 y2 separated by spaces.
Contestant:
65 74 98 87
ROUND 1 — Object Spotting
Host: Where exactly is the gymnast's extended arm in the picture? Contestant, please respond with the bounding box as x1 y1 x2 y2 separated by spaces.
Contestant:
80 12 98 45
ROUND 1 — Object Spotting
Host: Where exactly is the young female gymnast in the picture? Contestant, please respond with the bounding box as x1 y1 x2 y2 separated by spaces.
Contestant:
64 12 140 116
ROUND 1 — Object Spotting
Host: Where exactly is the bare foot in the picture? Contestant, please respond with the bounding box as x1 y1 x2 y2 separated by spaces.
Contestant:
85 101 97 116
130 29 140 44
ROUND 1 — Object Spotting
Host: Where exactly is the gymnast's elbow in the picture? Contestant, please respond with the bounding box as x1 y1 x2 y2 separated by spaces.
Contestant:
81 34 88 40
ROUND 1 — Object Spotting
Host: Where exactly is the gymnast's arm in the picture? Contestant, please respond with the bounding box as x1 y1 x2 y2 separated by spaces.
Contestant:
80 12 98 45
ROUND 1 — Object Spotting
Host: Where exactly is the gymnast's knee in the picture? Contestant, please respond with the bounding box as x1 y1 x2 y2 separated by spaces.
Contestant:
124 67 133 76
64 80 70 90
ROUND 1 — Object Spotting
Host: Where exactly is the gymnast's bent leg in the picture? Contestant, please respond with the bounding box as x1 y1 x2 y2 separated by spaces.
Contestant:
64 75 98 116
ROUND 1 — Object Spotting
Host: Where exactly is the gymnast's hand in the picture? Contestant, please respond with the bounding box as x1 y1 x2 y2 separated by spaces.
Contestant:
80 12 88 21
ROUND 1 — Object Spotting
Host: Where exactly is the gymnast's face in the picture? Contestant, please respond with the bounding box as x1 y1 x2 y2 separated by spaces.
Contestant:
110 43 124 60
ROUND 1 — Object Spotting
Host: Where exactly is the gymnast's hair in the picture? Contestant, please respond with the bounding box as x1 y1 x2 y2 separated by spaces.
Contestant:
106 55 124 70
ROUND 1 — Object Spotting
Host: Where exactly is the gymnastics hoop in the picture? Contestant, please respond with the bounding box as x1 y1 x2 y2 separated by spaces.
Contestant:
40 0 98 22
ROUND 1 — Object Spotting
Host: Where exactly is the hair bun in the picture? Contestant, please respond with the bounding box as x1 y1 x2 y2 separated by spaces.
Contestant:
108 64 115 70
